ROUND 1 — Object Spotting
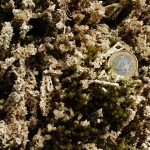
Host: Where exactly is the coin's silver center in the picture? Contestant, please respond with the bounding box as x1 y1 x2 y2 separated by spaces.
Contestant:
112 55 133 76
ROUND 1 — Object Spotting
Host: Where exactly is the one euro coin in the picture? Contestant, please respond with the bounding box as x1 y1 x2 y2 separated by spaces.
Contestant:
108 51 138 78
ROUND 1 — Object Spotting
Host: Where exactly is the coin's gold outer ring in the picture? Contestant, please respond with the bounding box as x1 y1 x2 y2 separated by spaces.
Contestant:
108 51 138 79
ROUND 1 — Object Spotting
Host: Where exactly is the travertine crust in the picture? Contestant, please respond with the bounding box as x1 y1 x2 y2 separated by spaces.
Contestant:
0 0 149 149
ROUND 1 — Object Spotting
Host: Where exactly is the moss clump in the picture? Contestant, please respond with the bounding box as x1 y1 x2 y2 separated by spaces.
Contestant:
63 77 88 111
87 83 132 131
86 45 98 63
60 65 77 80
42 73 135 149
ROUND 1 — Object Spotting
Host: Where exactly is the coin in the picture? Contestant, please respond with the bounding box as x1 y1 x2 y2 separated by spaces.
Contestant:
108 51 138 78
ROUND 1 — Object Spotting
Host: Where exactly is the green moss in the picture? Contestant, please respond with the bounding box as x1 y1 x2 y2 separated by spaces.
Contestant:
43 67 135 149
60 65 77 81
121 99 133 108
72 80 78 87
33 0 42 4
103 102 108 107
106 146 112 150
104 65 114 72
0 0 8 4
116 144 125 150
26 35 34 42
67 91 76 99
86 45 98 62
87 82 133 131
